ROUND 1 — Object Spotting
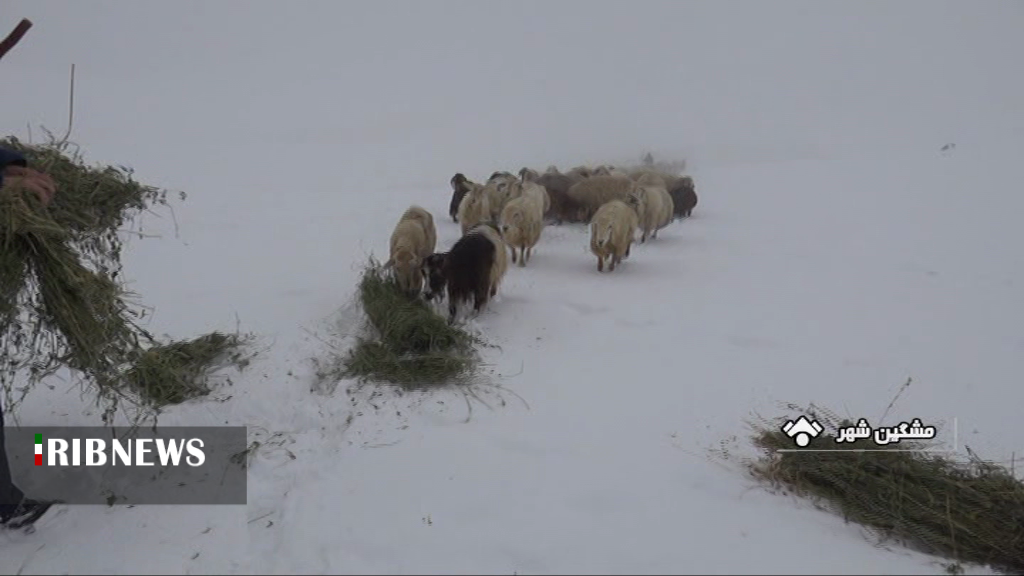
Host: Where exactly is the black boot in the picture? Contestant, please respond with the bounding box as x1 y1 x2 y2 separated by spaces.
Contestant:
1 498 58 529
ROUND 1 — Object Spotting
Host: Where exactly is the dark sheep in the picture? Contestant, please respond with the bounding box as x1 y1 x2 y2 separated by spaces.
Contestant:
442 224 504 323
449 173 475 222
535 172 587 224
667 176 698 219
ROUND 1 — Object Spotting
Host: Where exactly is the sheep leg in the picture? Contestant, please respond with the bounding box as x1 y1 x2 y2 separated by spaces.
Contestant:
652 228 658 239
597 255 604 272
609 256 617 272
510 247 517 264
525 246 532 262
448 300 458 325
473 285 489 314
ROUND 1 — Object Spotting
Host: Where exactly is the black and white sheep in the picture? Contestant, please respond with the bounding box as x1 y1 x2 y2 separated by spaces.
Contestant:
439 222 509 323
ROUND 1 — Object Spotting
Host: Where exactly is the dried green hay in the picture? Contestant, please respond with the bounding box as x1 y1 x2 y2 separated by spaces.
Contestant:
121 332 255 407
339 258 483 390
744 403 1024 575
1 134 248 420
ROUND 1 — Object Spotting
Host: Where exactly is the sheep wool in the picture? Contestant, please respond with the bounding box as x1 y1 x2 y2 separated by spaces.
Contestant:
500 181 547 267
567 174 635 222
457 182 492 236
387 205 437 295
630 176 674 242
444 222 509 323
590 200 639 273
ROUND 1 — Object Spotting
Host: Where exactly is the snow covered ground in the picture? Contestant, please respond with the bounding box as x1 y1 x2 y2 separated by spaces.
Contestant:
2 1 1023 574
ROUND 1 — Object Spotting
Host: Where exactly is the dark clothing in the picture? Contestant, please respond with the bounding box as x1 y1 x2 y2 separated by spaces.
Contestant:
0 403 25 511
0 147 28 190
0 146 30 517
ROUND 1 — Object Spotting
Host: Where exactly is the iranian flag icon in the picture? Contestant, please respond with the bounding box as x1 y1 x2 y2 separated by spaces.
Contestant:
34 433 42 466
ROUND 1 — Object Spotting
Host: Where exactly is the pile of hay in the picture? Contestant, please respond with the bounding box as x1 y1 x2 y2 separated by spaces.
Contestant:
1 135 249 415
744 403 1024 575
122 332 254 407
338 258 483 389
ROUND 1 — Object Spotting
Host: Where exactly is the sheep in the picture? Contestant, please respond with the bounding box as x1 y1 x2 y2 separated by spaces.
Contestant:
667 175 698 218
385 205 437 296
442 222 508 323
533 169 583 224
566 173 635 222
629 175 674 242
628 167 682 190
518 167 541 183
590 200 639 273
421 252 449 302
457 181 492 235
500 181 547 266
593 164 629 178
482 176 521 222
566 165 594 181
487 171 517 184
449 173 479 222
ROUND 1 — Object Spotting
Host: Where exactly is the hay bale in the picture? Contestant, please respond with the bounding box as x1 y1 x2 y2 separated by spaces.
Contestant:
743 404 1024 575
339 258 483 389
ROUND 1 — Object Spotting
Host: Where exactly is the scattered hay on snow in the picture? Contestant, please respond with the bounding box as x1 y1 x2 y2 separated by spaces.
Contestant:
734 402 1024 575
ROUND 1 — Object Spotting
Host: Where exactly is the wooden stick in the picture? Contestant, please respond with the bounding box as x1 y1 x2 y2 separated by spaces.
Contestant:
0 18 33 62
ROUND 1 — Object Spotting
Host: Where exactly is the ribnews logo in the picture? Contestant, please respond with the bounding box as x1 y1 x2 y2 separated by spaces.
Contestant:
10 426 247 505
33 432 206 467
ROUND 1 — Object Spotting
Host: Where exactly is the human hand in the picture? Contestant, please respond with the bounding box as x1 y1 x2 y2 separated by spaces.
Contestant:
2 165 56 206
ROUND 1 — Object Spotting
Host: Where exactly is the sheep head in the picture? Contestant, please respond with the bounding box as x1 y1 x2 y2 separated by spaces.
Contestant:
421 252 449 301
451 173 468 191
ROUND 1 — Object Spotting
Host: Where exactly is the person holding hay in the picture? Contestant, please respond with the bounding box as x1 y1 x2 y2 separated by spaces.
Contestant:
0 145 59 530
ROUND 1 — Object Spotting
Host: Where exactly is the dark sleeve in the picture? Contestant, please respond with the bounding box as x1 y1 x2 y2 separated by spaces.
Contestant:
0 147 29 189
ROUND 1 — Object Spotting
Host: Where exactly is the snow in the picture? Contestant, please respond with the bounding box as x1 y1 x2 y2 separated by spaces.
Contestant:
2 1 1023 573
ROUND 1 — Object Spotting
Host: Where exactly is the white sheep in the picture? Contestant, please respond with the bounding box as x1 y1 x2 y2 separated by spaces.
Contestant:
386 205 437 295
500 181 547 267
483 175 523 222
567 173 635 222
457 181 492 236
630 174 675 242
590 200 639 273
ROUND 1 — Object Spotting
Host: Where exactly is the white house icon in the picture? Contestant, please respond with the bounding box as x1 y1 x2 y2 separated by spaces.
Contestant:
781 416 825 447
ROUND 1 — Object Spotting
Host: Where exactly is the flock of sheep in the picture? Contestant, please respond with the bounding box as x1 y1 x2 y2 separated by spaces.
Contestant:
383 155 699 324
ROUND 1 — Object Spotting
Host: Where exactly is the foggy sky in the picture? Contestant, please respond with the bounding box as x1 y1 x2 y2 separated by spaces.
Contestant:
3 1 1022 190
